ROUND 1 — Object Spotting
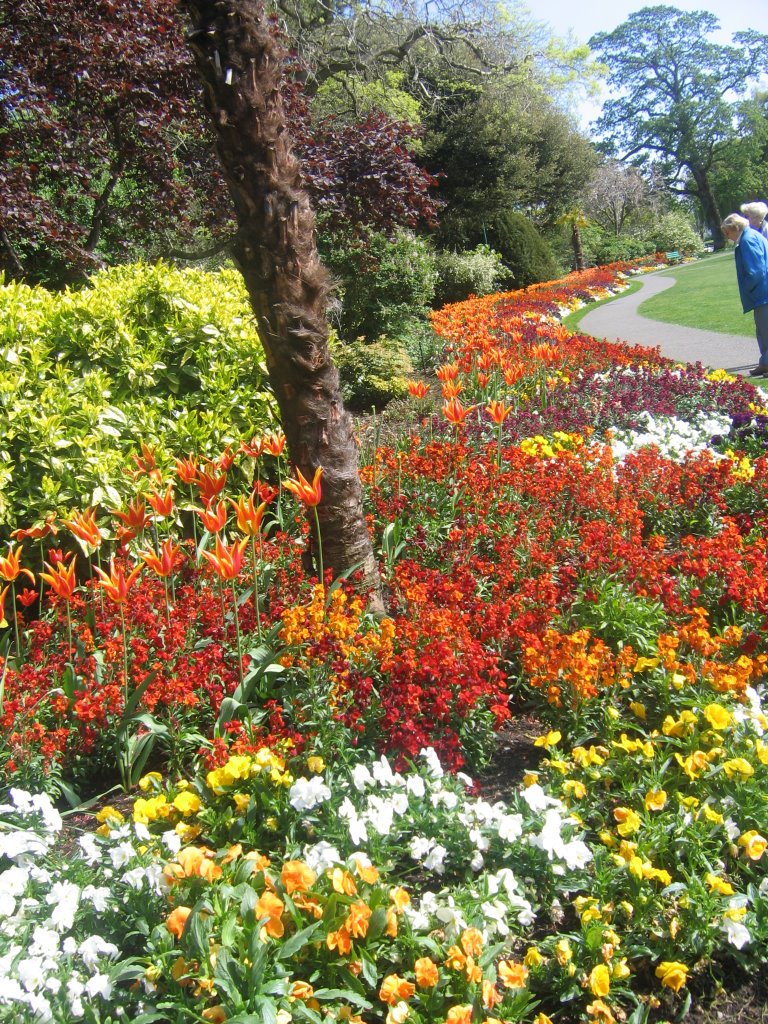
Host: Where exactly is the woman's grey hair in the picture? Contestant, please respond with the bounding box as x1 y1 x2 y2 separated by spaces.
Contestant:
740 201 768 221
722 213 750 232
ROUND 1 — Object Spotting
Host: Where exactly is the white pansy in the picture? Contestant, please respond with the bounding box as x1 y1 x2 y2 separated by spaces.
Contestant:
67 978 85 1016
470 851 485 871
422 844 447 873
405 775 425 798
28 927 59 959
419 747 444 778
365 796 394 836
371 756 399 787
289 776 332 811
391 792 409 816
122 867 147 890
109 841 137 870
521 784 560 812
17 957 46 992
46 880 80 930
303 841 342 874
79 935 119 970
162 829 182 854
0 830 48 862
456 772 473 789
351 763 375 791
722 916 751 949
409 836 433 860
339 798 368 845
430 788 459 810
0 892 15 918
78 834 101 866
560 839 592 871
497 813 524 842
82 885 111 912
85 973 113 999
481 899 510 936
469 828 490 852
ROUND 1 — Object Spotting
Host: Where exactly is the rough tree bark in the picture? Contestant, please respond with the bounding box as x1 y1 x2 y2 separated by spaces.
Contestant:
181 0 383 607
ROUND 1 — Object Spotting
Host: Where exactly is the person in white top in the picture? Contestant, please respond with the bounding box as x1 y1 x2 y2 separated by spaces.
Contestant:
740 201 768 240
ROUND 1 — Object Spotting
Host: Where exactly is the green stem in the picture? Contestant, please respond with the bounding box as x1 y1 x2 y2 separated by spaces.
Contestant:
189 484 198 551
163 577 171 633
231 581 244 686
65 601 73 663
497 424 503 473
250 535 263 644
10 581 20 663
119 602 129 711
313 506 324 590
38 540 45 618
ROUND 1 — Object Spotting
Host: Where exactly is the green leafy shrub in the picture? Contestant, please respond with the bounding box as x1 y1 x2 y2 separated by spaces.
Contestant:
333 335 413 411
650 210 703 255
591 231 656 266
486 211 560 287
0 262 274 537
322 228 437 342
433 244 511 305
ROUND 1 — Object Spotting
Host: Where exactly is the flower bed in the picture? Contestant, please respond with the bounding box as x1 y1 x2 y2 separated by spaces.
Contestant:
2 257 768 1023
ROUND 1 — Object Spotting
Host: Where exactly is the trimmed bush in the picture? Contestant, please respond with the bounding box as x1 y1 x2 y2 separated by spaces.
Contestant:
650 210 703 255
486 212 560 287
433 244 511 305
332 335 413 411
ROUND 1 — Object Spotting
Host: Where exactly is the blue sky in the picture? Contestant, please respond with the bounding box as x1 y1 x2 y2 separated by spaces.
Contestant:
523 0 763 128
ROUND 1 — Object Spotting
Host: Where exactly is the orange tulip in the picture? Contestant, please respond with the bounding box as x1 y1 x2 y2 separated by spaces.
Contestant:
217 445 236 472
442 398 473 425
0 584 9 627
239 436 264 458
93 557 141 604
111 496 151 534
147 484 174 518
486 399 513 425
435 361 460 382
201 535 248 581
138 538 180 578
503 362 525 386
63 508 102 550
407 380 429 399
284 466 323 507
39 558 78 601
174 456 199 485
230 493 267 537
0 545 35 585
11 513 58 542
442 380 464 400
262 431 286 457
198 500 228 534
131 442 162 483
196 468 228 506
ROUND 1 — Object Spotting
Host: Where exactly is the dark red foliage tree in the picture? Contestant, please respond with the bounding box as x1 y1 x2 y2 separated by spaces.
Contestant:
1 0 438 286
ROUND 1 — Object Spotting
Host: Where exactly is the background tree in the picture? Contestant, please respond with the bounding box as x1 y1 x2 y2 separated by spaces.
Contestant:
589 6 768 249
583 160 649 237
710 91 768 217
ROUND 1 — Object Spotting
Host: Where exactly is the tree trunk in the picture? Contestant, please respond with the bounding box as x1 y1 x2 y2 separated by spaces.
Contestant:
181 0 383 606
571 223 586 271
689 164 725 250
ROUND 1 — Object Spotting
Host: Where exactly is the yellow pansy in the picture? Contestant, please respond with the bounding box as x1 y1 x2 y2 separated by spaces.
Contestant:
562 779 587 799
534 730 562 749
589 964 611 998
705 873 734 896
173 791 202 816
722 758 754 779
138 772 163 792
629 701 646 720
703 704 732 731
307 755 325 774
655 961 688 993
644 789 667 811
738 830 767 860
613 807 641 836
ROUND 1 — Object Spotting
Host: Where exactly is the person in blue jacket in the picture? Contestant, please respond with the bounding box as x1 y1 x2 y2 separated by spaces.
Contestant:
722 213 768 376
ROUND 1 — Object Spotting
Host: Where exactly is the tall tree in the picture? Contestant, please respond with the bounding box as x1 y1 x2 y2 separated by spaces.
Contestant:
180 0 382 604
589 6 768 249
583 160 649 237
710 91 768 216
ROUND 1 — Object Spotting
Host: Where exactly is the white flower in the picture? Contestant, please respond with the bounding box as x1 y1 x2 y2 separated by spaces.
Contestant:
67 978 85 1016
0 978 26 1005
27 991 53 1020
560 839 593 871
17 957 47 992
420 747 444 778
469 828 490 852
0 892 15 918
521 784 560 812
78 834 101 866
405 775 425 799
78 936 119 970
82 885 111 912
365 796 394 836
722 916 751 950
470 851 485 871
289 776 331 812
409 836 433 860
339 798 368 845
30 794 62 833
162 829 182 854
303 841 342 874
422 844 448 873
430 788 458 810
0 830 48 862
46 880 80 930
351 764 375 791
481 899 510 936
28 927 60 959
122 867 147 890
456 772 474 789
85 973 113 1000
109 841 138 870
497 813 524 842
371 756 400 787
9 789 34 813
391 792 409 816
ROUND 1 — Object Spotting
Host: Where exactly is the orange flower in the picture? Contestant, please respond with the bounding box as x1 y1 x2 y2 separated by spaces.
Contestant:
379 974 415 1005
174 456 200 484
0 585 9 627
139 538 180 578
326 926 352 955
255 890 285 938
289 981 315 1001
93 557 141 604
486 399 513 425
445 1006 472 1024
239 436 264 459
280 859 317 894
352 855 379 883
173 846 222 882
196 467 228 505
166 906 192 939
442 380 464 399
198 500 228 534
201 535 248 581
131 442 162 482
38 558 78 601
284 466 323 507
385 906 398 937
111 496 151 535
147 484 175 518
502 362 525 385
230 493 267 537
444 945 466 971
435 361 460 382
460 927 484 957
331 867 357 895
345 901 373 939
389 886 410 912
442 398 473 425
201 1007 227 1023
414 957 439 988
482 979 502 1009
498 960 529 989
407 380 429 399
63 508 103 551
0 545 35 585
262 431 286 457
11 513 57 541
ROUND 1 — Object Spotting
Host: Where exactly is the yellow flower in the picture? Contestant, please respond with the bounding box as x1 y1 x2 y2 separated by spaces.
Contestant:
95 805 125 826
613 807 641 836
644 789 667 812
307 755 325 774
232 792 250 814
633 656 659 672
738 830 767 860
722 758 754 779
555 938 572 965
629 701 646 720
562 779 587 799
173 791 202 816
524 947 544 968
655 961 688 993
703 704 732 731
612 958 631 980
589 964 611 997
497 961 529 989
534 730 562 749
701 804 724 825
138 771 163 791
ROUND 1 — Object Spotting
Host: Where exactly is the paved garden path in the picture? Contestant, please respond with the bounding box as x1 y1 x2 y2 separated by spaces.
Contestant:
578 271 759 375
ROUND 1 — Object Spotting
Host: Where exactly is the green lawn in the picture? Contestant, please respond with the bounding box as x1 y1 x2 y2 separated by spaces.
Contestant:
637 252 753 336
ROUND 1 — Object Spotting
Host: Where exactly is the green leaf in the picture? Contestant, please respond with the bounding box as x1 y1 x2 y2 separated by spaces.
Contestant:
276 920 325 960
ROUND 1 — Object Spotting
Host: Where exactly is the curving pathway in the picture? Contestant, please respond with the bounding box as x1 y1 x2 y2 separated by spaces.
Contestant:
578 271 759 375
